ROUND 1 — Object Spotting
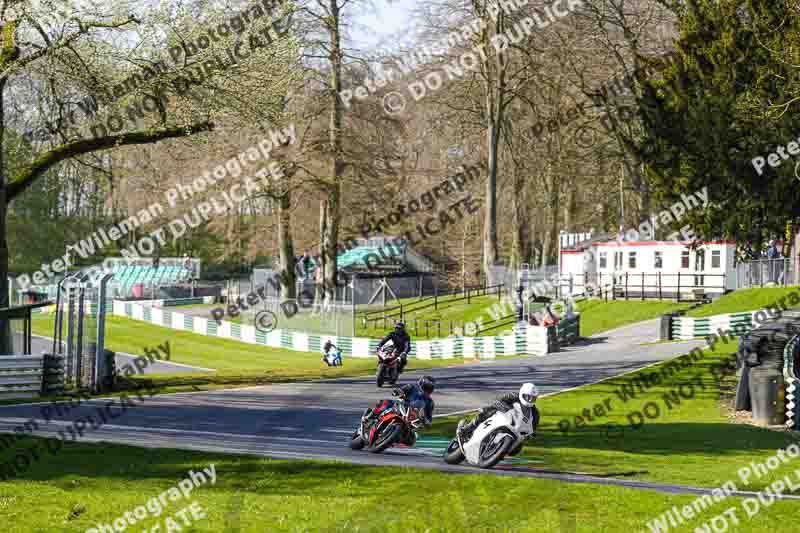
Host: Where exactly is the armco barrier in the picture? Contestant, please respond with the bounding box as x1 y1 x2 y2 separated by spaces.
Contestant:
0 356 44 400
670 311 759 340
113 300 554 358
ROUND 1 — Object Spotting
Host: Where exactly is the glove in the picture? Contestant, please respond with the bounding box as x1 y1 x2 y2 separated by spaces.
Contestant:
392 388 404 398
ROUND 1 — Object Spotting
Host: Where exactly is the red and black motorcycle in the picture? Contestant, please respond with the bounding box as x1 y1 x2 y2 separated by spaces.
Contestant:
376 345 401 387
349 395 426 453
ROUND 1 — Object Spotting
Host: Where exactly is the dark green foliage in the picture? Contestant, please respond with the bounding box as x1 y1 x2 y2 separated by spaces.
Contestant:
638 0 800 244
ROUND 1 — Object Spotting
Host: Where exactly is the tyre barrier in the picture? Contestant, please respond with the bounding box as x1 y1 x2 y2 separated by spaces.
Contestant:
41 353 65 396
784 335 800 429
737 312 800 427
669 311 759 341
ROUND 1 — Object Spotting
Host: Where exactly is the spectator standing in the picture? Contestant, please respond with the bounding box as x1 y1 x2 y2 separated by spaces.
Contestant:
766 240 785 284
767 240 781 259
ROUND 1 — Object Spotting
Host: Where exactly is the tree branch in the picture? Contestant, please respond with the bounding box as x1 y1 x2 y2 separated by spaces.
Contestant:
7 121 214 202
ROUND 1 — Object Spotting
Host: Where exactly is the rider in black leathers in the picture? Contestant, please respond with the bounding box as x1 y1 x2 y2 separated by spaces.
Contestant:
361 376 436 446
378 321 412 372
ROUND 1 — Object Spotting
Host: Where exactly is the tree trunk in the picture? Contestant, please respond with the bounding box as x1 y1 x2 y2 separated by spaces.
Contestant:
790 227 800 286
321 0 344 304
0 72 10 353
564 186 576 232
480 11 507 286
277 191 296 300
321 186 340 301
540 164 560 268
510 164 529 271
483 116 500 283
548 176 560 267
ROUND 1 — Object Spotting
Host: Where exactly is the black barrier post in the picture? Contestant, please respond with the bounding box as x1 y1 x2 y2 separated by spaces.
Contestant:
658 272 662 300
642 273 645 300
677 272 681 301
659 314 673 341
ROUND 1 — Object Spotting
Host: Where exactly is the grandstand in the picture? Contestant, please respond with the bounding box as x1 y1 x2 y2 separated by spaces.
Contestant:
15 257 200 304
297 236 433 278
108 262 194 298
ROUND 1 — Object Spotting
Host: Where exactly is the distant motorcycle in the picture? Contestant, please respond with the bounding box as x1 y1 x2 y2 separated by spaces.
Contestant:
376 345 401 387
444 403 536 469
349 395 426 453
322 348 342 367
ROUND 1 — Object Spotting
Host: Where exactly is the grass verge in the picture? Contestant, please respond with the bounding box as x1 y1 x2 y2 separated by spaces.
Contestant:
429 339 798 493
686 286 800 317
0 437 791 533
220 294 508 339
573 299 690 337
25 314 519 397
1 341 799 533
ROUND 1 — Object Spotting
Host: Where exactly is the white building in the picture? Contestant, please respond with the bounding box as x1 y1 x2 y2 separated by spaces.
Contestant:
559 239 737 298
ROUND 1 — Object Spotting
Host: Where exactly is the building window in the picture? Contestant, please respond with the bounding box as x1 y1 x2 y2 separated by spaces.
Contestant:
614 251 623 270
695 250 705 271
654 251 663 269
712 250 721 268
628 251 637 269
681 250 690 268
599 251 607 269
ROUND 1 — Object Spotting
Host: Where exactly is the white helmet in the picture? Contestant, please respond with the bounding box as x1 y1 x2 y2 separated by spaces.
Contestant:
519 382 539 407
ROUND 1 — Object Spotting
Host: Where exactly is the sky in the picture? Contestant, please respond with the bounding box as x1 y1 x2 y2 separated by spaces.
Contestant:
351 0 419 52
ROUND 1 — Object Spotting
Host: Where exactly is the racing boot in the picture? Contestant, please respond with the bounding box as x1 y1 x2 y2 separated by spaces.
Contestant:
456 419 472 444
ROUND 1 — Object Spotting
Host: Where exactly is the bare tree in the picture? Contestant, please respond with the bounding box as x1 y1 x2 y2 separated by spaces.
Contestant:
0 0 300 349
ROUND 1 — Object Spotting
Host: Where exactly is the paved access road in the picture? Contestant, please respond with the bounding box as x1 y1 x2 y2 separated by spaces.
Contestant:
4 319 788 498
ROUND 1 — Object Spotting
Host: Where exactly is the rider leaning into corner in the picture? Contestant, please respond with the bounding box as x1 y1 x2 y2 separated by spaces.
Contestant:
457 383 540 452
378 321 412 372
363 375 436 446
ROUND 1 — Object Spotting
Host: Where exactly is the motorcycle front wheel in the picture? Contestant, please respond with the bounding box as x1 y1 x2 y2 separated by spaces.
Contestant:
349 430 365 450
477 430 515 469
443 439 465 465
376 364 385 387
368 421 402 453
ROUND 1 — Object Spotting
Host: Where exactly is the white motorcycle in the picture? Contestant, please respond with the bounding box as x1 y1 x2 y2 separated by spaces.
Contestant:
444 404 536 468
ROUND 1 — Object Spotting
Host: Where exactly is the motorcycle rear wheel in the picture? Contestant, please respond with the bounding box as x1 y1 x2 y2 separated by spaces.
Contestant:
477 430 514 469
443 439 465 464
369 422 402 453
349 430 365 450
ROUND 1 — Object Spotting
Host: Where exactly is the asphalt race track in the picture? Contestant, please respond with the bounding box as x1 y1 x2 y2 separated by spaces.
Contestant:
4 319 797 499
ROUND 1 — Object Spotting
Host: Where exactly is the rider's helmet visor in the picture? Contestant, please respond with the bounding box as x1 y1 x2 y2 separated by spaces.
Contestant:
522 393 537 403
